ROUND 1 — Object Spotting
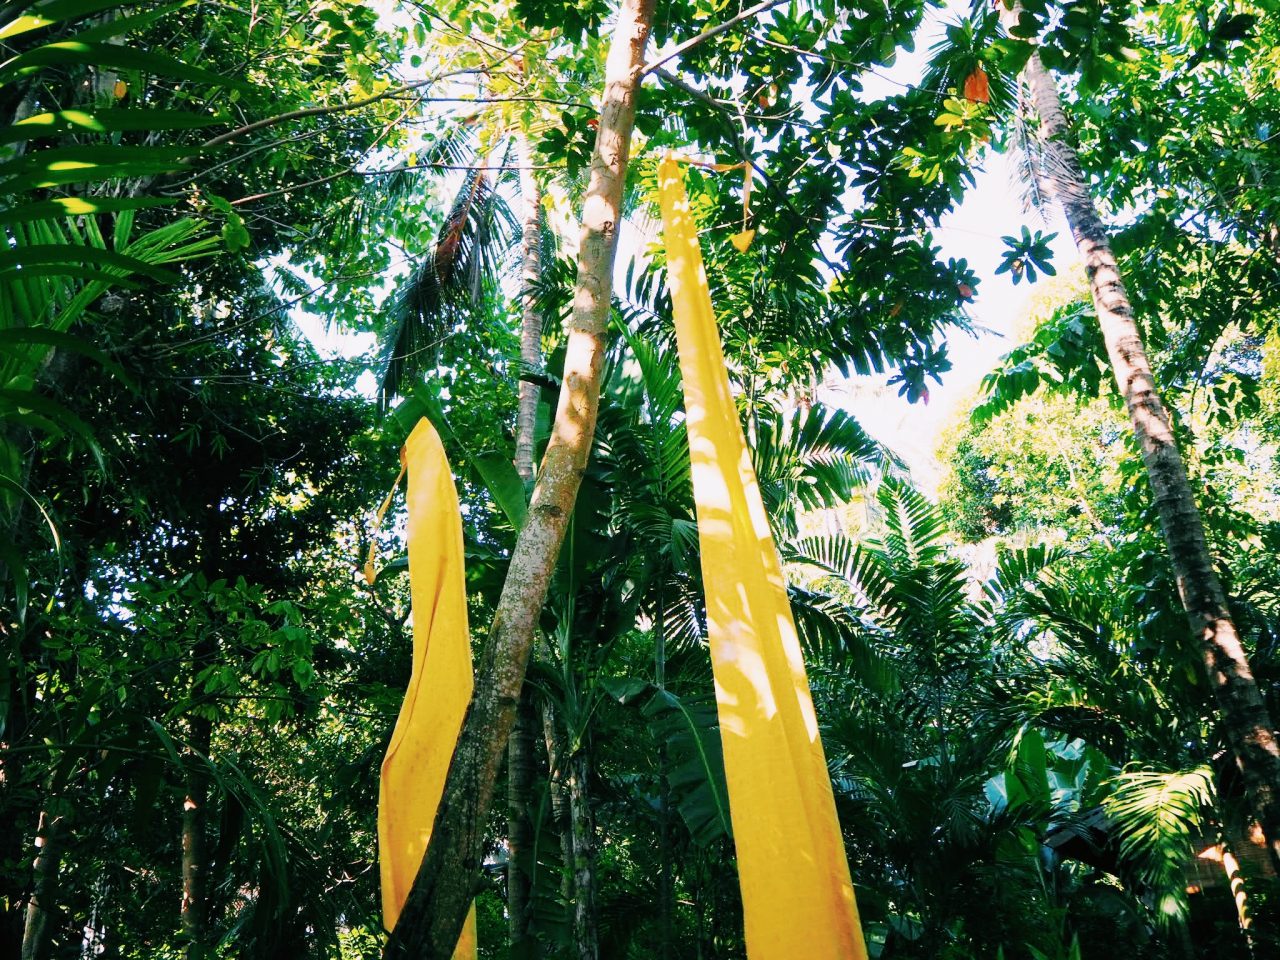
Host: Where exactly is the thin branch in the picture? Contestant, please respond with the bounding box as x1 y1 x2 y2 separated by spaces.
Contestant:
230 161 564 206
638 0 791 77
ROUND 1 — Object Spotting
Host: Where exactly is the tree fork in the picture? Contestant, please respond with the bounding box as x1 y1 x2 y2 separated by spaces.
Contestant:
1020 48 1280 873
382 0 656 953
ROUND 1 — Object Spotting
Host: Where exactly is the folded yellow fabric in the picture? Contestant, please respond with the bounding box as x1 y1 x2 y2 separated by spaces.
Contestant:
657 153 866 960
378 418 477 958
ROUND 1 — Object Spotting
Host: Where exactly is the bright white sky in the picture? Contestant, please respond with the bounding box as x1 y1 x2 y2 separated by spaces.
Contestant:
828 2 1079 492
293 2 1082 492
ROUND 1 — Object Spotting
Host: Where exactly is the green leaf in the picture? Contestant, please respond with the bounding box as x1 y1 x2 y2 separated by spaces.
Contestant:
0 0 126 41
0 388 103 468
472 452 528 531
0 41 249 90
0 327 136 388
0 109 221 144
0 244 181 283
642 689 732 847
0 196 175 224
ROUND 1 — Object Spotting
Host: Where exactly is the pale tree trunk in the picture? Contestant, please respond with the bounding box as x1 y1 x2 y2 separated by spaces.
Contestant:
1019 48 1280 872
382 0 656 954
514 129 543 484
20 806 67 960
566 746 598 960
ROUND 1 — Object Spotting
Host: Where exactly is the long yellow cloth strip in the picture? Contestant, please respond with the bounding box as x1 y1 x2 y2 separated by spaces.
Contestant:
378 418 477 957
657 154 867 960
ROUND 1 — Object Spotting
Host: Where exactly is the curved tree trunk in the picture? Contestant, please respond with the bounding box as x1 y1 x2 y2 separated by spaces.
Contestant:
382 1 656 954
1019 49 1280 873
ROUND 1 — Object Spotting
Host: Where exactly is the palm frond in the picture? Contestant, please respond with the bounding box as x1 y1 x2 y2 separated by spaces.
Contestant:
752 402 884 536
378 167 518 406
1103 765 1214 926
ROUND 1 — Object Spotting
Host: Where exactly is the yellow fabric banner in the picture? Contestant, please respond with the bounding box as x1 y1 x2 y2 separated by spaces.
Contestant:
657 154 867 960
377 418 477 958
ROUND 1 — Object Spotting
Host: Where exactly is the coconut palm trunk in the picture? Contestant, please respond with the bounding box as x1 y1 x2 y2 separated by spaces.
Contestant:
1018 47 1280 872
382 0 656 953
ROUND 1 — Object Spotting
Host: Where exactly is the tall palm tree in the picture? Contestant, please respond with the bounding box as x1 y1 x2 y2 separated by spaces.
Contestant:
991 1 1280 872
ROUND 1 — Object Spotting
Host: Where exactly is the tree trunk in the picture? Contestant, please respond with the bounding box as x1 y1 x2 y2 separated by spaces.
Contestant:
566 746 598 960
382 1 656 954
181 713 212 959
20 806 66 960
514 129 543 484
507 688 537 945
542 699 576 905
1019 48 1280 873
506 125 544 948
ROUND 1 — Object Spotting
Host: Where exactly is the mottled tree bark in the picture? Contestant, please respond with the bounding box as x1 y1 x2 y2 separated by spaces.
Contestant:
1020 49 1280 873
382 1 656 954
567 746 598 960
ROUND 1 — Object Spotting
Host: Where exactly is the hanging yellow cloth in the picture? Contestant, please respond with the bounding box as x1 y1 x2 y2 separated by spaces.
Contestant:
657 154 867 960
377 418 477 957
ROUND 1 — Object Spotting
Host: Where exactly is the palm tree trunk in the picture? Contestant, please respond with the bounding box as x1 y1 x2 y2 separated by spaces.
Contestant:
181 713 212 959
567 745 599 960
541 700 575 904
1020 49 1280 872
506 128 543 946
507 689 537 945
514 129 542 484
382 1 656 954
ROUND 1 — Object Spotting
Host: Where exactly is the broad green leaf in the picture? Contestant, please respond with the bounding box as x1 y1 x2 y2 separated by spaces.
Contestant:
0 196 174 225
0 244 182 282
0 0 124 41
0 41 249 90
0 109 221 144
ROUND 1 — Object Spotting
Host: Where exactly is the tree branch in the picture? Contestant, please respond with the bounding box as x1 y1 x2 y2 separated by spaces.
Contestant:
638 0 790 77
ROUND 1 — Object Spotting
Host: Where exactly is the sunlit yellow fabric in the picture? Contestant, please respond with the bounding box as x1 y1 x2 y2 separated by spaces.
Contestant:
657 154 867 960
378 418 477 958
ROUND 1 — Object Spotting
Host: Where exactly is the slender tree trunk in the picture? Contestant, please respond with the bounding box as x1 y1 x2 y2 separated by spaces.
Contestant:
566 746 598 960
507 690 537 945
514 129 543 484
181 713 212 959
20 805 66 960
542 699 576 905
654 595 673 958
506 127 544 947
383 1 656 954
1019 49 1280 872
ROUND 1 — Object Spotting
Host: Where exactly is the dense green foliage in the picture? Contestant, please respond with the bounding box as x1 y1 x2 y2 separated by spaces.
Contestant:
4 0 1280 958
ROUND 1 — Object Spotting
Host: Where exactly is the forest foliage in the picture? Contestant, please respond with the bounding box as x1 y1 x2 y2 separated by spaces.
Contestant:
3 0 1280 958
